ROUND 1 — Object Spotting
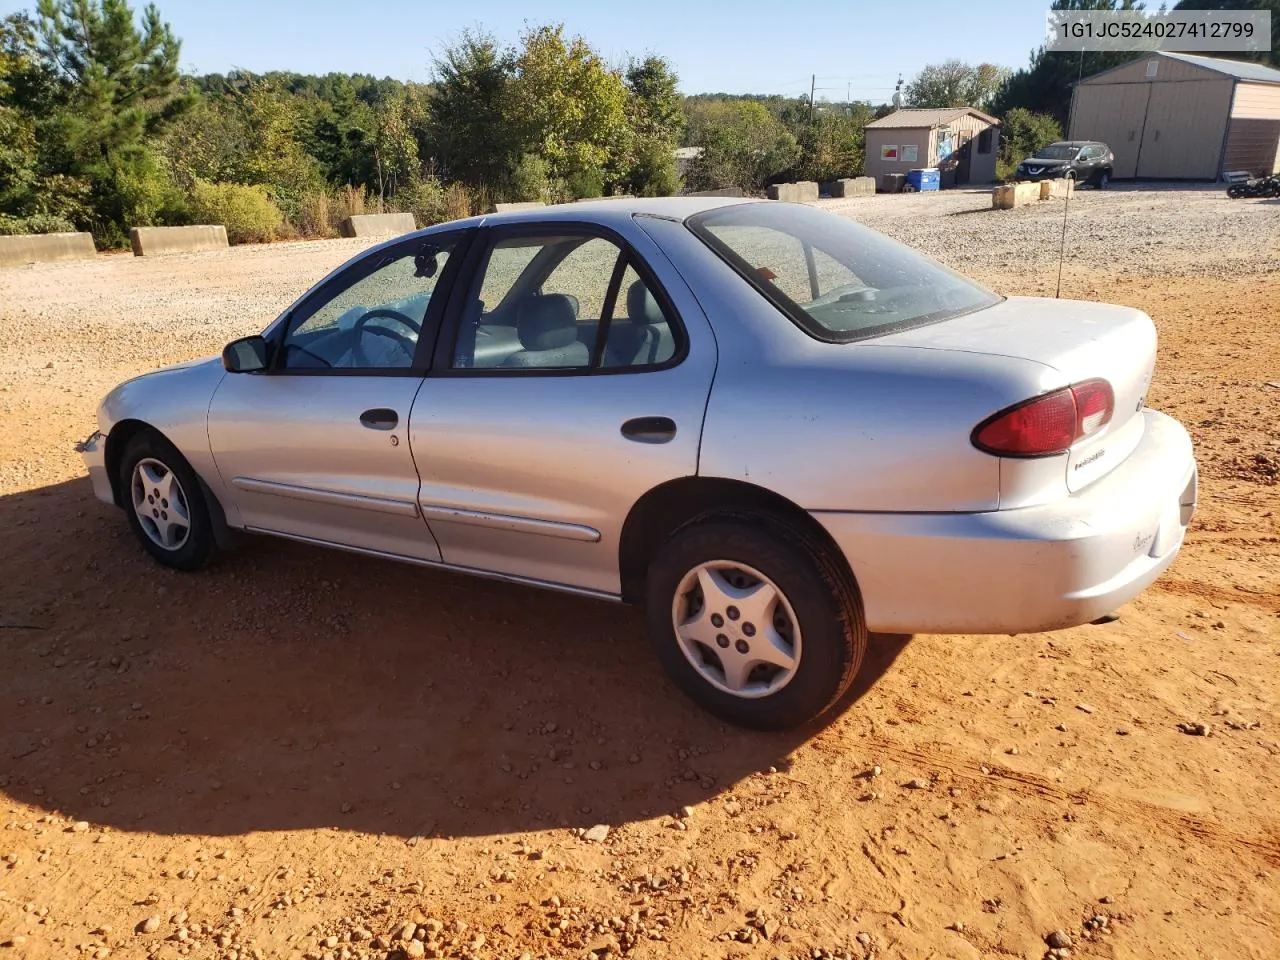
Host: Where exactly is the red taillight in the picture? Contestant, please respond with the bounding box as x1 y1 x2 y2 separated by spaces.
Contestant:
972 379 1114 457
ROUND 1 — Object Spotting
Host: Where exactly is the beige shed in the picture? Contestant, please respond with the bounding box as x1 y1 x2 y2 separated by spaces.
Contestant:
863 107 1000 187
1069 52 1280 179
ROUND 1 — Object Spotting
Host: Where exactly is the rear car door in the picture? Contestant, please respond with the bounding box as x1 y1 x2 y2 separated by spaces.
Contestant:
408 219 717 595
207 231 471 560
1079 145 1103 180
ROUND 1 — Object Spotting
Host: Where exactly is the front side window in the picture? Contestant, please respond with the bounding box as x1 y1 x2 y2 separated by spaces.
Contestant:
452 232 678 372
688 202 1000 343
281 239 455 370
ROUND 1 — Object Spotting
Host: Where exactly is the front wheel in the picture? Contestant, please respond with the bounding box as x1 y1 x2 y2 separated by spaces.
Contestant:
645 515 867 730
119 430 217 571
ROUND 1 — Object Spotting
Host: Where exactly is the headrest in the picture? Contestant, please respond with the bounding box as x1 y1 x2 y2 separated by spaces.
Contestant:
625 280 665 326
516 294 578 350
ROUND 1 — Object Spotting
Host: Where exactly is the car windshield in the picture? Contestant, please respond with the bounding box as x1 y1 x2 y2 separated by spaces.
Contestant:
1033 144 1080 161
686 203 1001 343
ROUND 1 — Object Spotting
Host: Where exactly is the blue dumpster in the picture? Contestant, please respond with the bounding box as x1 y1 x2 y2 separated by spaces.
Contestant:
905 168 940 192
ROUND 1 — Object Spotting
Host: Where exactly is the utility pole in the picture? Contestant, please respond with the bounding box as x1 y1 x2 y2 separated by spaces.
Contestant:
809 74 816 122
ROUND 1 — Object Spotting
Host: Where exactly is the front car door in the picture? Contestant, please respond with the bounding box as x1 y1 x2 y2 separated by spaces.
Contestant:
408 217 718 596
207 230 472 560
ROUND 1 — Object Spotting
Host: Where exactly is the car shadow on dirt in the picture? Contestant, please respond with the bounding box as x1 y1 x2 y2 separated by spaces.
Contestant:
0 477 910 839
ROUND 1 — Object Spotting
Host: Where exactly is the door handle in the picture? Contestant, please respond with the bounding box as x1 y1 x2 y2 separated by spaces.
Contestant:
621 416 677 444
359 408 399 430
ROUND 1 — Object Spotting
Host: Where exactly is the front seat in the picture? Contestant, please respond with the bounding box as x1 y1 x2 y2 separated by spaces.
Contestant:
501 294 590 368
603 280 673 367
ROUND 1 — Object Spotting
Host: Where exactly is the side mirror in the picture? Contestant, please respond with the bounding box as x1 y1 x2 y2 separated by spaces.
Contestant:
222 335 269 373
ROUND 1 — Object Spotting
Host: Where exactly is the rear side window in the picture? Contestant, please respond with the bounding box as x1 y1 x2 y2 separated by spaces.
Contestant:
450 231 683 373
687 203 1000 343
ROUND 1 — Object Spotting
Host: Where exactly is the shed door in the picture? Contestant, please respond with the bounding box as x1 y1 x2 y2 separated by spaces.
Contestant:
1073 83 1148 178
1136 81 1231 179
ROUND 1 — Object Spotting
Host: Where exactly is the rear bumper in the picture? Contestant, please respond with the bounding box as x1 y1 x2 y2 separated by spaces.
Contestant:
76 430 116 506
816 410 1197 635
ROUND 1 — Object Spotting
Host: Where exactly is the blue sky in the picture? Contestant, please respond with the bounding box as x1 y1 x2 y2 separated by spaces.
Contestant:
2 0 1046 96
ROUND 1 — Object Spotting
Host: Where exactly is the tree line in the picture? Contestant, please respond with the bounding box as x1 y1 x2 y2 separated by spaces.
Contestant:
0 1 870 247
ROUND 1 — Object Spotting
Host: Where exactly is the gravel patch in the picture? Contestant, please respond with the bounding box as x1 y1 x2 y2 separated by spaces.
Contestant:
818 183 1280 278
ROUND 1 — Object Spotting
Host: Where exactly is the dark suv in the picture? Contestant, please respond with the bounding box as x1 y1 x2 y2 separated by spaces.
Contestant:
1015 141 1114 187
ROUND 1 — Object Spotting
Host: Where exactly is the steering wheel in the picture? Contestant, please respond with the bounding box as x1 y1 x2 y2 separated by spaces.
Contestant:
352 308 420 367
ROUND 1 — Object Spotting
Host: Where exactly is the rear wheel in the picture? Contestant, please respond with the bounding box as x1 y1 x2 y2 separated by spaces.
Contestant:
1095 170 1110 189
118 430 216 571
645 515 866 730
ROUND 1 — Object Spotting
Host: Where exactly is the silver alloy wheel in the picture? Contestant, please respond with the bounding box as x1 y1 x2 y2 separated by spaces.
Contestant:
130 457 191 551
671 560 802 699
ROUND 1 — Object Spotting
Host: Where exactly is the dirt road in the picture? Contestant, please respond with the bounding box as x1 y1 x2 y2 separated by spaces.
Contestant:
1 191 1277 960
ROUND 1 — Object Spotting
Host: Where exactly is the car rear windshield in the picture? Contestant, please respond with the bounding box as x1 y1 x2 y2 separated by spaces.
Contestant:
1033 144 1080 161
686 202 1001 343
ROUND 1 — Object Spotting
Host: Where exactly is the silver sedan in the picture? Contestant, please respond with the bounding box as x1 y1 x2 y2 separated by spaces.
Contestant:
78 198 1198 729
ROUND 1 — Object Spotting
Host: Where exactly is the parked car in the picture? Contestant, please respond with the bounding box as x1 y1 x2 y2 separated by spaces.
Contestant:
78 199 1196 729
1016 141 1114 187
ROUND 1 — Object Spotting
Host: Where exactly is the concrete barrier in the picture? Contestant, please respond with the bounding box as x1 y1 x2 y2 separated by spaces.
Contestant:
684 187 745 198
130 225 228 257
338 213 417 238
1039 178 1076 200
766 181 819 202
822 177 876 198
0 232 96 268
878 173 906 194
992 182 1041 210
489 201 546 213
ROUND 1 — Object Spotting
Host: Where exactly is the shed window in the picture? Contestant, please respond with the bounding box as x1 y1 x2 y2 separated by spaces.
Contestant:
977 128 993 154
1146 59 1158 78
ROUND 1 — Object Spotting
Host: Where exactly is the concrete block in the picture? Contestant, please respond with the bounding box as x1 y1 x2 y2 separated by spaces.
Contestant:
0 232 96 268
130 225 228 257
992 182 1041 210
1038 178 1076 200
766 181 819 202
684 187 746 198
337 213 417 238
878 173 906 194
822 177 876 198
487 201 545 214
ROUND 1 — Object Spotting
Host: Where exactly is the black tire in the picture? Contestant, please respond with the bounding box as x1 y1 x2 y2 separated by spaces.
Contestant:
645 514 867 730
1094 170 1110 189
118 429 217 571
1226 184 1244 199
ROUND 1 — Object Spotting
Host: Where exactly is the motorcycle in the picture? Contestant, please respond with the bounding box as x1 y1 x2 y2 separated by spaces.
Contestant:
1226 175 1280 199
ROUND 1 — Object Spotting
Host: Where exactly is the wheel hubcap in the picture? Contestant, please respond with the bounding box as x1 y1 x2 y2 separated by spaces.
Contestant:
130 458 190 551
671 561 801 699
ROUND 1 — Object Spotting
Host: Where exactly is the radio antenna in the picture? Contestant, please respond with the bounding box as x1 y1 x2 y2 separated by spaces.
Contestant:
1054 180 1071 299
1056 49 1085 299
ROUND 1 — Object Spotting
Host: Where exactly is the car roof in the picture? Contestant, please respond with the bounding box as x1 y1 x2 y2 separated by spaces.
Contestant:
411 195 757 239
1046 140 1104 148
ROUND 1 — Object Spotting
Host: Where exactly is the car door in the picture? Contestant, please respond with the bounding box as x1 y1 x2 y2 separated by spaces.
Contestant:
408 220 718 596
207 230 472 560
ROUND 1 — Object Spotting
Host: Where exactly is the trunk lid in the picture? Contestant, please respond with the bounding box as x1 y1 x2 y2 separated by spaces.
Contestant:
878 296 1156 493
